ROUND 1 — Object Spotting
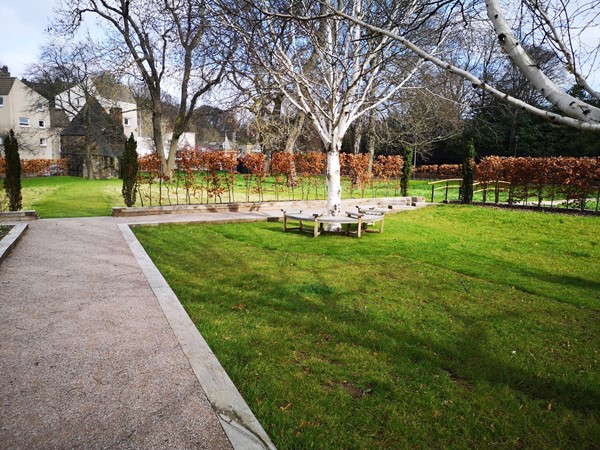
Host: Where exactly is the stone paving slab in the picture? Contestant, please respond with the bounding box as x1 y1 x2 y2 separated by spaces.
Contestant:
0 223 28 264
0 216 240 449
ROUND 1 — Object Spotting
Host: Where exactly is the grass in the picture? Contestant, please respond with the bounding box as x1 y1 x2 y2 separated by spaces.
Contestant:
21 176 124 218
133 206 600 449
15 175 599 218
0 225 11 239
18 175 430 218
136 175 432 205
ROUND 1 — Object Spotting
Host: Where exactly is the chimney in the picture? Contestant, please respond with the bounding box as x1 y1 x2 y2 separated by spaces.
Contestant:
109 107 124 137
109 107 123 124
0 66 10 77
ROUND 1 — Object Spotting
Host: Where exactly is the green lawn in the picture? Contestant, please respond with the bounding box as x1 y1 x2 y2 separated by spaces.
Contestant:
19 176 431 218
15 175 599 218
21 176 124 218
135 174 432 205
133 206 600 449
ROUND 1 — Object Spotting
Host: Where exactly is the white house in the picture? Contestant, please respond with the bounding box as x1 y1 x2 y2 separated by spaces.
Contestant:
55 77 140 139
0 67 60 159
136 132 197 156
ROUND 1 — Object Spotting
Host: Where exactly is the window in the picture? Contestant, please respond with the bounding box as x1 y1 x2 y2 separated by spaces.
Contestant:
39 120 45 128
19 117 30 127
36 102 44 111
39 138 48 147
0 96 4 107
124 117 130 126
0 137 3 145
103 156 115 169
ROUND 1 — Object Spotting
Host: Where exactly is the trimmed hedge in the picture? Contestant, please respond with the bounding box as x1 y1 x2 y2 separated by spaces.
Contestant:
0 158 68 178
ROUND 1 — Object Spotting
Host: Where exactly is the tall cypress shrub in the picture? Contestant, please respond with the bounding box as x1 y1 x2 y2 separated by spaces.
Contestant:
460 139 475 204
3 130 22 211
401 146 413 196
121 133 139 207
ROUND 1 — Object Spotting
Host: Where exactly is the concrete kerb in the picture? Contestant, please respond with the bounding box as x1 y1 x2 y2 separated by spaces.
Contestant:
119 219 277 450
0 223 28 264
0 210 39 222
112 196 425 218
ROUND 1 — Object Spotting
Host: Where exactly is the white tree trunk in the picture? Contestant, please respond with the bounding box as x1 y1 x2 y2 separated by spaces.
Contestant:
486 0 600 124
332 6 600 131
326 138 342 217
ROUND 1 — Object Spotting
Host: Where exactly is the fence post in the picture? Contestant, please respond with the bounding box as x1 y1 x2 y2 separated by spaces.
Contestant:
495 181 500 204
431 184 435 203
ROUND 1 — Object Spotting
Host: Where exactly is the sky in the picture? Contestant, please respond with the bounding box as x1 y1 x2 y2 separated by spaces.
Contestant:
0 0 59 78
0 0 597 89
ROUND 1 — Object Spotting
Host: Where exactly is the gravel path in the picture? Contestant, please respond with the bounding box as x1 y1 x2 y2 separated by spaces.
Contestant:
0 216 240 449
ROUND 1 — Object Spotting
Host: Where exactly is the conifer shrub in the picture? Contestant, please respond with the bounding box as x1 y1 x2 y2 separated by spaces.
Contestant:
3 130 22 211
460 139 475 204
121 133 138 207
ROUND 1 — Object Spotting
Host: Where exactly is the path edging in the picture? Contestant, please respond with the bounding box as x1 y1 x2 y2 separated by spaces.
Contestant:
0 210 39 222
112 196 425 217
118 223 277 450
0 223 28 264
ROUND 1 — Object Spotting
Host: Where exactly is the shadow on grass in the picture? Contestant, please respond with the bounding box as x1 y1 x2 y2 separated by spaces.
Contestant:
199 268 600 416
269 225 600 310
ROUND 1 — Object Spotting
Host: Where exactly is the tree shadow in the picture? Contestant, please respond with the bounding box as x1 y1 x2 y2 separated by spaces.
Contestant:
229 271 600 415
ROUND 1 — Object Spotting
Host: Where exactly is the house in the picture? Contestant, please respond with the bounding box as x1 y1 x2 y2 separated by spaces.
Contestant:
60 97 125 179
55 76 140 139
137 132 198 156
56 77 199 159
0 66 60 159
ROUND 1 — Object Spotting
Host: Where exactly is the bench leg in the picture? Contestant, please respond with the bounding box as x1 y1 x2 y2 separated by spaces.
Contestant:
314 219 320 238
357 218 362 238
380 216 384 233
283 216 288 231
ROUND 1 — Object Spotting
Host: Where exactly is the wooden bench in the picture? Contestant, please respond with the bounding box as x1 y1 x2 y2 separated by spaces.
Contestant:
355 205 390 215
344 212 385 236
282 210 322 237
282 210 384 238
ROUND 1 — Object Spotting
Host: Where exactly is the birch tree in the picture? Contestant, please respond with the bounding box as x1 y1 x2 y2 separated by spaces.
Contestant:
229 0 450 215
54 0 233 177
331 0 600 131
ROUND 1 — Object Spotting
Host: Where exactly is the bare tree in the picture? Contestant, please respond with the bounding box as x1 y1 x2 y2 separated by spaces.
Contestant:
27 42 109 178
54 0 234 176
228 0 447 215
377 76 465 165
331 0 600 131
225 31 318 186
244 90 309 184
